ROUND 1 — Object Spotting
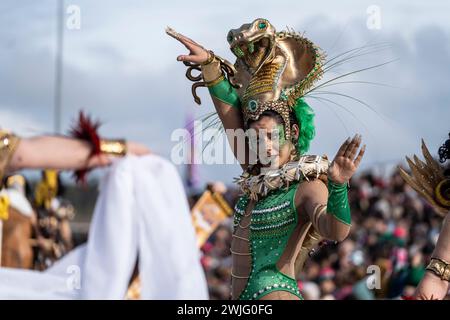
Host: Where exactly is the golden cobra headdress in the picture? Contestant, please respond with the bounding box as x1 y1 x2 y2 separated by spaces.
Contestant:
227 18 325 139
173 18 325 142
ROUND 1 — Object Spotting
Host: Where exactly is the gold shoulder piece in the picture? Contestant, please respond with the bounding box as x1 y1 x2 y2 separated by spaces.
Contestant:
0 130 21 182
399 140 449 217
235 155 330 201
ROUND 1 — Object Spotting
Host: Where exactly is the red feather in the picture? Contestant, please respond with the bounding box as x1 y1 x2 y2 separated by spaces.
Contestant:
69 111 102 184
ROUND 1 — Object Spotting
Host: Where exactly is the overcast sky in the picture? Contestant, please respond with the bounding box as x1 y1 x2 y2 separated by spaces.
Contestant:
1 0 449 187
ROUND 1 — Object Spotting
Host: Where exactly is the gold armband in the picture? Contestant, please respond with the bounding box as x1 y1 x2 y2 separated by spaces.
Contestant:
1 130 21 182
426 258 450 282
205 75 225 88
201 56 223 83
200 50 215 66
100 139 127 156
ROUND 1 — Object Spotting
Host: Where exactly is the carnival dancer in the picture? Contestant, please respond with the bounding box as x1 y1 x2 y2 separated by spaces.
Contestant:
0 116 208 299
400 133 450 299
169 18 366 300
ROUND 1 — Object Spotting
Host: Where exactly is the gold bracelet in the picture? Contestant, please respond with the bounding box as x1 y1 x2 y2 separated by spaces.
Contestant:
205 74 225 88
201 56 222 83
200 50 215 66
426 257 450 282
100 139 127 156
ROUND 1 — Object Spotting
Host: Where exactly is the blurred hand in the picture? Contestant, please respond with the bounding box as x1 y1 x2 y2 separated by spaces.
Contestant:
126 141 151 156
415 272 449 300
329 134 366 184
166 27 210 64
86 153 112 169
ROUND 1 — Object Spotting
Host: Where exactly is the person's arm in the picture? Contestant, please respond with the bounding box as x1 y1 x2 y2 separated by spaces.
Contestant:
7 135 150 173
415 213 450 300
299 180 351 242
298 134 365 242
168 30 249 169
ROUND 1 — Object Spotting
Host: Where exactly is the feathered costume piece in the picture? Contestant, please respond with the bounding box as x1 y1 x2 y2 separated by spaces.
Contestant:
399 139 450 217
69 111 102 184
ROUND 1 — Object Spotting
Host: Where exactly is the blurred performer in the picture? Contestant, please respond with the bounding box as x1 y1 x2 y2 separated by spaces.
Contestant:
169 18 365 300
0 115 208 299
400 134 450 299
33 170 75 270
0 174 34 269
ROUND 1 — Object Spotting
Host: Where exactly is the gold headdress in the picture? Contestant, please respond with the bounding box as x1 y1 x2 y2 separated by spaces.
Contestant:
173 18 325 141
228 18 324 139
399 139 450 217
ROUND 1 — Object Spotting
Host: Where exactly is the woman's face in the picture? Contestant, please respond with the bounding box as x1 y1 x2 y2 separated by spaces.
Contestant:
247 115 299 169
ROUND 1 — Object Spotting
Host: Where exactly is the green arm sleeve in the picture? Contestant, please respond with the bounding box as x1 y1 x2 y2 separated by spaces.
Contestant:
208 78 241 109
327 179 351 225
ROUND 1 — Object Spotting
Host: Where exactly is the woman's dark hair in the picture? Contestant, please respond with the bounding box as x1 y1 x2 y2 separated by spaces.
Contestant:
438 132 450 177
438 132 450 163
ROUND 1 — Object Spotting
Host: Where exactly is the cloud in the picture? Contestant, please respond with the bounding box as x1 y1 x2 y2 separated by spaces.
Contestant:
0 108 47 136
0 1 449 186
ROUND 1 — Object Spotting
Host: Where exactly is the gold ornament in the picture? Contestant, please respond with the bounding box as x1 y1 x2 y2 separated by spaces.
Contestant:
228 19 324 133
426 258 450 282
234 155 329 201
100 139 127 156
399 139 450 217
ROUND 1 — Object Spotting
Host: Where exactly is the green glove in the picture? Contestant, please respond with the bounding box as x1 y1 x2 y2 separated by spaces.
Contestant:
327 179 351 225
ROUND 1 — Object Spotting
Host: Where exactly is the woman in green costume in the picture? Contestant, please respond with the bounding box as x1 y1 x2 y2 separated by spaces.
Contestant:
169 18 366 300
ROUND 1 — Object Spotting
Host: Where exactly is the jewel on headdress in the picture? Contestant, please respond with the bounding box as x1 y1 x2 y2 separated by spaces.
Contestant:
248 100 258 112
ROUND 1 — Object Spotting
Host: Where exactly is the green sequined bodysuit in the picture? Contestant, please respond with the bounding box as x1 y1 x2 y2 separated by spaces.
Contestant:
233 182 304 300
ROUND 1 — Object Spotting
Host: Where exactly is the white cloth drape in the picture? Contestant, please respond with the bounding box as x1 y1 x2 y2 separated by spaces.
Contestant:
0 155 208 300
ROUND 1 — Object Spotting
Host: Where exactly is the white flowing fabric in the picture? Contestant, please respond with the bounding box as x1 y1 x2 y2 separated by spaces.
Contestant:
0 154 208 300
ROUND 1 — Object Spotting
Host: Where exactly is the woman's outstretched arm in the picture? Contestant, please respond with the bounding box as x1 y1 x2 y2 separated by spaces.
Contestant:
414 213 450 300
168 29 249 169
7 135 150 173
